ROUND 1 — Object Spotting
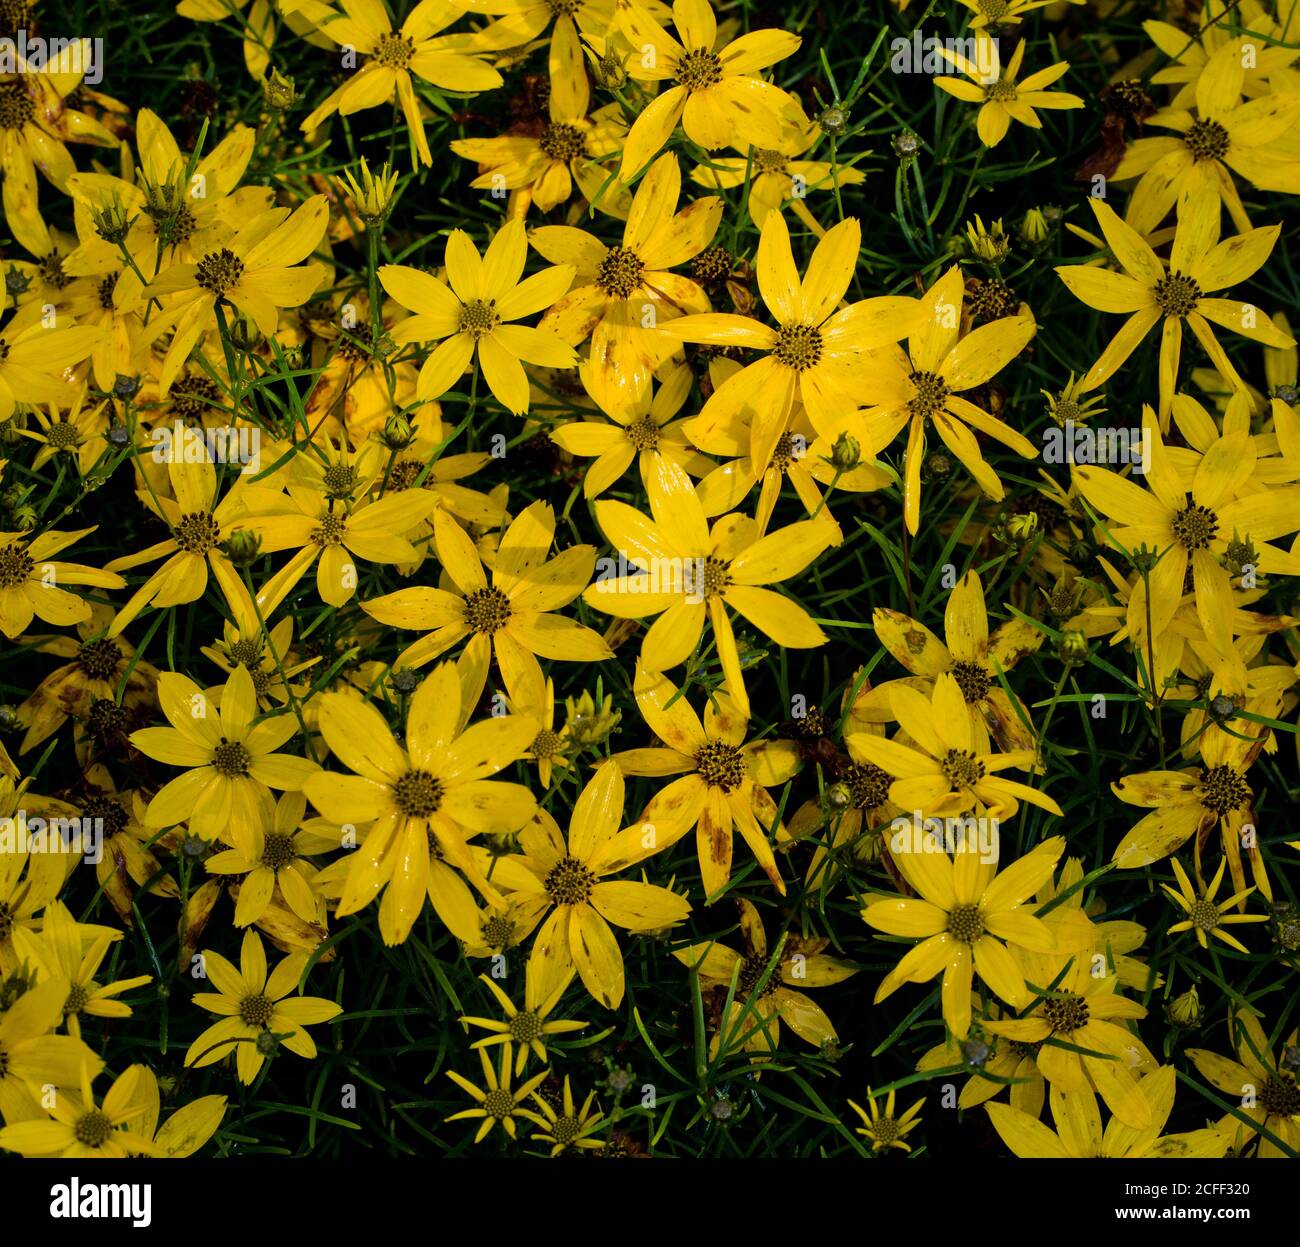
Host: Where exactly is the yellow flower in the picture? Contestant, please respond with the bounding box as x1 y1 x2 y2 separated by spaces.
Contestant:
144 195 329 393
1055 192 1293 420
380 218 577 414
10 900 151 1040
0 1062 157 1158
1186 1012 1300 1158
302 662 538 944
957 0 1054 29
862 829 1065 1039
0 293 104 421
117 1064 227 1158
674 897 855 1052
584 456 834 716
0 979 103 1126
459 966 588 1075
849 674 1063 822
615 0 808 180
0 526 123 640
340 156 400 225
362 500 612 691
511 760 692 1007
850 265 1037 535
660 212 923 473
1163 855 1267 952
529 1074 605 1155
446 1046 549 1143
185 929 341 1085
205 790 334 927
847 1087 925 1153
614 664 802 897
986 1066 1230 1158
130 664 319 856
298 0 503 167
935 36 1083 147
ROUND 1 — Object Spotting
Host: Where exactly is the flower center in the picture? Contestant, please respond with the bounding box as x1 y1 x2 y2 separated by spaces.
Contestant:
323 464 358 498
1154 271 1201 318
0 81 35 129
1170 502 1218 550
195 247 245 298
845 761 891 809
1199 764 1250 815
239 993 274 1027
64 983 90 1017
983 80 1017 102
545 855 596 905
550 1115 582 1144
738 954 778 997
531 728 564 759
947 902 986 943
77 638 123 680
1184 118 1230 162
908 370 950 420
481 913 516 949
675 47 723 90
261 832 296 871
871 1115 901 1145
81 796 129 837
458 298 500 338
1188 898 1220 932
212 738 252 777
483 1088 515 1118
1259 1074 1300 1119
462 586 512 634
692 246 733 285
545 0 583 14
539 122 588 161
508 1010 543 1044
770 431 799 472
173 511 221 554
773 323 824 372
951 660 990 704
1043 991 1090 1034
171 374 221 420
373 31 416 69
74 1109 114 1148
0 541 34 588
87 699 128 737
979 0 1009 18
753 148 789 174
311 510 348 547
940 748 985 789
595 245 645 298
695 739 746 792
392 769 445 818
624 416 660 451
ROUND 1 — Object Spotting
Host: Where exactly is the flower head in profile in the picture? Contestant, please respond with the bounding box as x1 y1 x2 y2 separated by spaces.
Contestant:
185 929 341 1085
380 219 577 414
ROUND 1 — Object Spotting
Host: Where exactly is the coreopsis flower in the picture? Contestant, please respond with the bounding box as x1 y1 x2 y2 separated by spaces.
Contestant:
445 1046 548 1143
10 901 151 1040
205 791 333 927
185 929 342 1085
340 157 400 225
1187 1012 1300 1158
1073 409 1300 676
847 264 1037 535
1111 695 1277 902
986 1066 1230 1158
1055 193 1293 420
246 477 440 609
297 0 503 167
1143 14 1297 114
450 18 628 216
379 219 577 414
674 897 855 1052
849 675 1063 821
362 501 611 691
144 195 330 394
859 569 1042 755
117 1065 227 1158
0 527 124 640
531 152 720 396
0 1062 157 1158
583 456 835 716
20 386 111 478
613 664 801 897
0 980 103 1126
659 213 923 473
512 760 692 1007
460 967 588 1075
549 357 709 499
130 665 319 857
302 662 538 945
690 121 866 228
847 1088 925 1154
862 831 1065 1039
935 36 1083 147
956 0 1054 28
0 294 105 421
529 1075 605 1155
615 0 809 180
201 616 319 714
1162 855 1267 952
